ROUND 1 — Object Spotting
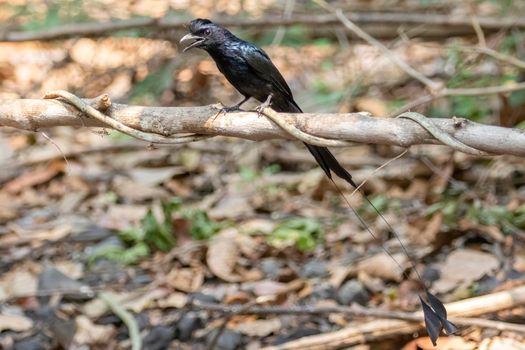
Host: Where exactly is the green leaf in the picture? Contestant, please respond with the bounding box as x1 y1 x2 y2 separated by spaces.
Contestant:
143 209 176 252
239 166 258 181
161 198 182 223
268 218 322 251
88 242 150 266
263 164 281 175
119 227 145 244
183 209 221 240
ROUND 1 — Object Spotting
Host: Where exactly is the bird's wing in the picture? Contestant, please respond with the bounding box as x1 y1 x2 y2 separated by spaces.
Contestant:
240 44 295 101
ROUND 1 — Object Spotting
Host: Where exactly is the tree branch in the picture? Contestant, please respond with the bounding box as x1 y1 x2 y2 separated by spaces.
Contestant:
192 299 525 333
0 97 523 157
2 13 525 42
257 284 525 350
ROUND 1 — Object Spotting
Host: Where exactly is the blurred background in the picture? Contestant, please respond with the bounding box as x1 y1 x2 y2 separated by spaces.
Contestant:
1 1 525 349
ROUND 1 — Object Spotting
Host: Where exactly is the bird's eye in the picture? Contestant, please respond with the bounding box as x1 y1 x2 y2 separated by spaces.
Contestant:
204 29 211 36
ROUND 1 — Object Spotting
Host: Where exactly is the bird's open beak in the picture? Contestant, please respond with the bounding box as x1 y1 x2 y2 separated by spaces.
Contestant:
180 33 205 52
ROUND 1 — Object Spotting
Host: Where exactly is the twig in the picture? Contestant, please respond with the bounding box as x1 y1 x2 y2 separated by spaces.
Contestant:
463 46 525 70
444 81 525 96
257 284 525 350
99 292 142 350
390 81 525 116
39 131 71 171
3 286 98 301
350 148 408 197
261 107 488 157
3 13 525 42
314 0 440 92
311 1 525 117
43 90 212 144
191 300 525 333
471 15 487 48
257 106 355 147
271 0 296 46
397 112 490 155
206 300 258 350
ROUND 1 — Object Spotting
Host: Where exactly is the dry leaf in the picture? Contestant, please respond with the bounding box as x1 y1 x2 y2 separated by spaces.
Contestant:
239 219 275 235
433 249 499 294
402 336 476 350
357 252 407 282
156 292 188 309
99 205 148 230
209 191 254 220
73 315 116 345
330 265 357 288
83 289 169 318
123 288 169 313
479 337 525 350
30 225 72 243
3 161 64 194
250 280 286 297
0 314 33 332
207 229 242 282
128 167 182 186
52 261 84 280
166 267 204 293
235 318 281 337
408 212 443 245
458 220 505 242
0 270 38 300
224 291 251 304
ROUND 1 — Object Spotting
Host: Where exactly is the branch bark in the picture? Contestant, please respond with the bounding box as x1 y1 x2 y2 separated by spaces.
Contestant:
0 98 524 157
2 12 525 42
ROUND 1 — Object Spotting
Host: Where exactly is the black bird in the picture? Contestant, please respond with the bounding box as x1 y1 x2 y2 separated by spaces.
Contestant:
180 18 355 188
180 18 456 345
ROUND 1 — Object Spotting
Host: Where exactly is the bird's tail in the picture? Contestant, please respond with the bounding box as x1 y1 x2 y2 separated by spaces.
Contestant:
297 108 455 345
271 95 454 346
304 144 357 188
327 177 457 346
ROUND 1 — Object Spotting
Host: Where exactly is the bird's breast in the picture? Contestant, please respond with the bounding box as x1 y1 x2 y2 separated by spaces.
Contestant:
210 51 268 99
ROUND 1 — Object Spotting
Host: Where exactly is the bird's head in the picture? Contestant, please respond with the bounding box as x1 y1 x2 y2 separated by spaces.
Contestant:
180 19 229 52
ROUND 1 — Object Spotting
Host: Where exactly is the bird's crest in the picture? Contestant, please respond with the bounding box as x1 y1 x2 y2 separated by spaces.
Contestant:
189 18 213 32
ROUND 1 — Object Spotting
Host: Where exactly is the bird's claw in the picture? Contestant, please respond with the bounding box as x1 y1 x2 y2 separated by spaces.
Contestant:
210 103 242 122
220 105 243 113
255 94 273 118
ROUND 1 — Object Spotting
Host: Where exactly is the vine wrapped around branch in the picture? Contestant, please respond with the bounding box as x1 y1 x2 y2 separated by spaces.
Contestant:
0 91 523 157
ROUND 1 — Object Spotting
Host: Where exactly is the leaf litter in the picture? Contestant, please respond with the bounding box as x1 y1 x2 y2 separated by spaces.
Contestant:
1 1 525 348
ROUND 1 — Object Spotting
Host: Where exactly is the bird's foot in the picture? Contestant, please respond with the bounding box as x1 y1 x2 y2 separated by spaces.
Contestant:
210 103 243 122
255 94 273 118
220 105 244 113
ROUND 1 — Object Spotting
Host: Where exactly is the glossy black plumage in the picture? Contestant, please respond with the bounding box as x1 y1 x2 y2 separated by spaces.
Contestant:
180 18 357 188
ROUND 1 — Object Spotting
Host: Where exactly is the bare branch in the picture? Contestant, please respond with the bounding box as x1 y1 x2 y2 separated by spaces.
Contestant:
192 297 525 333
43 91 212 144
258 284 525 350
311 1 525 118
314 0 439 91
465 46 525 70
390 81 525 116
398 112 489 155
0 97 524 157
471 15 487 48
2 13 525 42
